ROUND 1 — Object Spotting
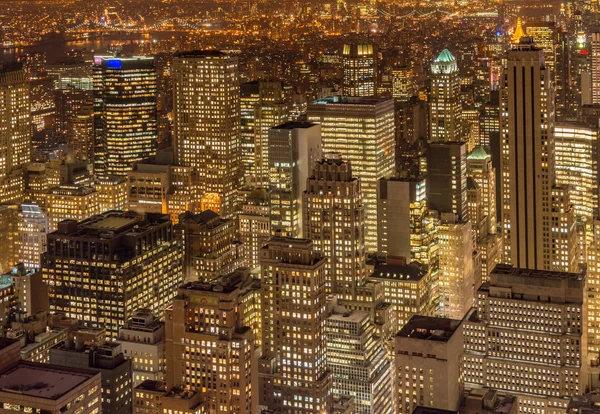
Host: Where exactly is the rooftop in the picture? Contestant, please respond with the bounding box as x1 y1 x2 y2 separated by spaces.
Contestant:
412 407 458 414
272 121 317 130
467 146 490 160
370 262 426 282
87 216 139 232
311 96 392 106
492 263 584 282
174 50 228 58
434 49 456 63
0 361 97 400
397 315 462 341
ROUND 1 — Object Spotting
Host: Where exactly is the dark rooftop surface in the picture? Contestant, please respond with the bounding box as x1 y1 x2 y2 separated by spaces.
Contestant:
397 315 462 341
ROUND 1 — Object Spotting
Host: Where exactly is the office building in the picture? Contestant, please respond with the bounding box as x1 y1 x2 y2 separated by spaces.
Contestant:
0 204 20 273
164 272 254 414
592 33 600 105
127 148 196 224
259 237 332 413
377 176 428 261
175 210 244 282
555 123 600 222
50 341 133 414
326 308 394 414
437 213 474 319
392 66 416 100
0 338 102 414
2 263 48 317
18 203 47 269
95 175 128 212
43 211 183 338
118 309 165 386
463 264 587 413
430 50 462 143
308 96 395 251
427 142 468 221
0 63 30 205
342 43 377 97
240 81 289 185
500 37 578 272
46 185 100 232
268 121 322 237
172 51 241 218
369 260 435 329
238 188 270 270
303 155 366 298
466 147 497 236
133 380 206 414
395 315 465 414
93 56 158 177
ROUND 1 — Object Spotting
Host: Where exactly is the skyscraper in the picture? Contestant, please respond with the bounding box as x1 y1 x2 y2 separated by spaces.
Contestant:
268 121 322 237
500 37 577 272
308 96 395 251
240 81 289 185
259 237 332 413
93 56 158 177
591 33 600 104
172 51 241 218
429 49 462 142
0 63 30 205
302 155 366 299
463 264 587 413
43 211 183 338
326 308 394 414
427 142 468 221
238 189 271 270
342 43 377 97
165 272 254 414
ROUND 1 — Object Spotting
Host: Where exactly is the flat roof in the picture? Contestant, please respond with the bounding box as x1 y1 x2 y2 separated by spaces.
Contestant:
397 315 462 342
370 263 426 282
272 121 317 130
311 96 392 106
0 362 97 400
87 216 139 231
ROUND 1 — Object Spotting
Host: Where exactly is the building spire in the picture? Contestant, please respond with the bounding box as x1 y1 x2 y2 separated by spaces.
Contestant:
511 17 526 44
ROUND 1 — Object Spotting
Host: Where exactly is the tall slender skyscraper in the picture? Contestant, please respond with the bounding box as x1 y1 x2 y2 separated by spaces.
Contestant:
259 237 332 413
591 33 600 104
500 37 577 272
308 96 395 251
172 51 241 218
342 43 377 97
427 142 468 221
303 155 366 299
430 49 462 142
0 63 30 205
93 56 158 177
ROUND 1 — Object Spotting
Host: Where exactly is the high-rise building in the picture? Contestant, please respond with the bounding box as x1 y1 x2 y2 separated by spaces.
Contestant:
259 237 332 413
238 188 270 270
308 96 395 251
95 175 128 212
2 263 48 318
463 264 587 413
437 213 474 319
0 204 19 273
172 51 241 218
392 66 416 100
303 155 366 298
134 380 206 414
369 260 435 328
240 81 289 185
500 37 578 272
427 142 468 221
43 211 183 338
46 185 100 232
268 121 322 237
326 308 394 414
395 315 465 414
93 56 158 177
175 210 244 282
0 338 102 414
18 203 47 269
591 33 600 105
555 123 599 222
377 176 427 260
466 147 497 235
50 341 133 414
429 50 462 143
118 309 165 387
342 43 377 97
0 63 30 205
165 272 254 414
